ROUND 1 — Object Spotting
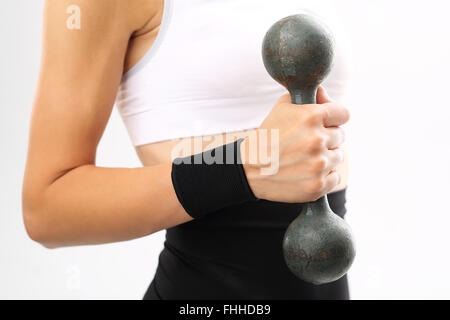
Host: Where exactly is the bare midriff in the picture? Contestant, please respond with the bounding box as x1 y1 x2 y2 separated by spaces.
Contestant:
135 133 349 194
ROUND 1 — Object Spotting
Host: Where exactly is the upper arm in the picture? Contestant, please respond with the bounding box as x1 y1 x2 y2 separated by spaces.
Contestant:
24 0 156 197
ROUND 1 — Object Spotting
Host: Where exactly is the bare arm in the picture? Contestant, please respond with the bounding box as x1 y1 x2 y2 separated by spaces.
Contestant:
22 0 191 248
23 0 350 249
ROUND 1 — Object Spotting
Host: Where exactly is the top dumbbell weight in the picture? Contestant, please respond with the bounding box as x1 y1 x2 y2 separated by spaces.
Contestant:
262 14 356 285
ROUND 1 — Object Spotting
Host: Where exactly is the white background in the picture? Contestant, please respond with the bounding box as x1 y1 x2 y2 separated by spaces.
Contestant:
1 0 450 299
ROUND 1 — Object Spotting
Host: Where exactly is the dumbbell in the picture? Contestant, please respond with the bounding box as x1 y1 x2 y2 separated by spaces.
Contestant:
262 14 356 285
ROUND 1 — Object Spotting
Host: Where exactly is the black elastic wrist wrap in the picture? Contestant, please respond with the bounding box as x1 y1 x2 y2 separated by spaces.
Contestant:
171 139 257 219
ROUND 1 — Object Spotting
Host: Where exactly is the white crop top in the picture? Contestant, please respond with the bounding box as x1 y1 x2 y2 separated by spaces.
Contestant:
116 0 351 146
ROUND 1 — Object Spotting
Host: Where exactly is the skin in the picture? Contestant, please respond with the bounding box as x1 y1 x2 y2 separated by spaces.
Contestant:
23 0 349 249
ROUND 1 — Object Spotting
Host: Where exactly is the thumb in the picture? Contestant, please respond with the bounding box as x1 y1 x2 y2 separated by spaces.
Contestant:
316 86 332 104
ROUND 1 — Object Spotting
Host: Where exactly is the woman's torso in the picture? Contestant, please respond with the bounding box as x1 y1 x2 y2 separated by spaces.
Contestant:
119 0 350 183
118 0 351 299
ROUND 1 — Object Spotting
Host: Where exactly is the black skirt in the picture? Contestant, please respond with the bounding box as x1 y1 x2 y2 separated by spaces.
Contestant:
144 189 349 300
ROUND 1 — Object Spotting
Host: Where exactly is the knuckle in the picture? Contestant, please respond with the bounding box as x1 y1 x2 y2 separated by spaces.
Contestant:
306 134 326 154
314 156 328 172
305 177 326 195
315 178 326 192
306 110 324 126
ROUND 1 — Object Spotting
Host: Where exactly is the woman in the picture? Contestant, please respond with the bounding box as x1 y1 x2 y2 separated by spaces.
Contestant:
23 0 351 299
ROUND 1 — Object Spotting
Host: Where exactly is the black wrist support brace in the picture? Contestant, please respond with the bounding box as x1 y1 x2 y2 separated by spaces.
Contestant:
171 139 257 219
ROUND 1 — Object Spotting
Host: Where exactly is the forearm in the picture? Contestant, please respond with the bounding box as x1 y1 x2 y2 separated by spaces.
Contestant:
24 163 191 248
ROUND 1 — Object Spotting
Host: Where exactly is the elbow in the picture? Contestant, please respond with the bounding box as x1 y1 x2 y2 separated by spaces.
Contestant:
23 210 58 249
22 192 58 249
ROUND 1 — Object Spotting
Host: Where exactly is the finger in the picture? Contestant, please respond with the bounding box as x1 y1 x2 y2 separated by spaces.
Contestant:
318 103 351 127
323 170 341 194
323 149 344 172
316 86 332 104
324 127 345 149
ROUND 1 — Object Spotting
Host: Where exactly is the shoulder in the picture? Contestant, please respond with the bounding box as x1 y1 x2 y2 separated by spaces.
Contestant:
43 0 163 35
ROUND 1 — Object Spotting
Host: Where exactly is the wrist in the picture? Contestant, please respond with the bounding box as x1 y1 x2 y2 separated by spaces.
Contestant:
171 139 257 219
240 135 266 200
